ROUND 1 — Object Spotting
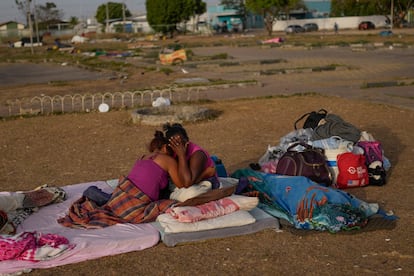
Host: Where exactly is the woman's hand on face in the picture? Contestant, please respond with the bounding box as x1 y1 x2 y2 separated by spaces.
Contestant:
168 135 186 156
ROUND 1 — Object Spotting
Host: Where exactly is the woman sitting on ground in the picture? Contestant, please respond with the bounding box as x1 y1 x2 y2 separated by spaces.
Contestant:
164 123 218 202
58 130 194 229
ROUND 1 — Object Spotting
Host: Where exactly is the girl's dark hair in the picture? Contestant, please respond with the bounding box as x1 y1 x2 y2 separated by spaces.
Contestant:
149 130 168 152
163 123 189 142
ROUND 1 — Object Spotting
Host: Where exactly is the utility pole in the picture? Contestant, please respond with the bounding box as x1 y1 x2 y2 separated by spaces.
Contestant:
26 0 34 54
33 0 40 46
106 2 109 32
122 1 126 33
390 0 394 31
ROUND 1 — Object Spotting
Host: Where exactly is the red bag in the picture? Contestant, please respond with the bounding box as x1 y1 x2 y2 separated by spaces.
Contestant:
336 152 369 189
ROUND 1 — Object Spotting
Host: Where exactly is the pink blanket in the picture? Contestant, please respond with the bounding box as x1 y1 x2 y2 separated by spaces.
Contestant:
0 181 160 274
0 232 73 262
167 197 239 223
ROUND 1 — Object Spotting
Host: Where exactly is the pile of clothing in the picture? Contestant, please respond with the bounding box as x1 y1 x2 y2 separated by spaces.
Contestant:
255 110 390 188
231 109 396 232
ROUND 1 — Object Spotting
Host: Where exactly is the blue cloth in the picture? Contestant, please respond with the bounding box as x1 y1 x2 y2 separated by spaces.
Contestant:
232 169 380 232
83 186 111 206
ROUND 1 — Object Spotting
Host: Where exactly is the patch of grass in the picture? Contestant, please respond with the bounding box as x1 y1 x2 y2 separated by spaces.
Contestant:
210 53 229 60
259 59 287 65
169 78 257 89
333 41 350 47
208 79 257 85
144 66 157 72
142 50 160 59
361 81 399 89
159 67 174 75
312 65 336 72
260 69 286 75
292 42 306 47
354 39 370 44
48 80 70 86
194 99 215 104
185 49 194 58
267 92 321 98
77 56 131 71
385 93 414 100
181 42 205 48
309 42 324 48
219 61 240 66
229 92 322 102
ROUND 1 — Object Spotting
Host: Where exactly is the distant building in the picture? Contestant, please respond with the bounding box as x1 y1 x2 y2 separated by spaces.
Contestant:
0 21 25 37
105 14 153 33
205 1 331 32
0 21 25 31
207 4 264 31
131 14 153 33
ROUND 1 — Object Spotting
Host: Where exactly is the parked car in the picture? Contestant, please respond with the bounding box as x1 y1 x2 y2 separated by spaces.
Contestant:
229 18 243 33
285 25 305 34
159 45 187 65
303 23 319 32
358 21 375 30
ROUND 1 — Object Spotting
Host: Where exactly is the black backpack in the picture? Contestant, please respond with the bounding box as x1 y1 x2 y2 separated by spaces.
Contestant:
294 109 328 130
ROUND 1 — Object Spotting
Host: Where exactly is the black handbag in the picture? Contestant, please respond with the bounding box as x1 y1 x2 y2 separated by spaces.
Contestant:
276 143 332 186
294 109 328 130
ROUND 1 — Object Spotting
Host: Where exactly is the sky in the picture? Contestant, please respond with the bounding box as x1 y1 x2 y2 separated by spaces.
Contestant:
0 0 221 23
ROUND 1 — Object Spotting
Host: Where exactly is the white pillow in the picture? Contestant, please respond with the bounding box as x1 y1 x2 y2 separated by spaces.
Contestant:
170 181 212 202
227 195 258 211
157 210 256 233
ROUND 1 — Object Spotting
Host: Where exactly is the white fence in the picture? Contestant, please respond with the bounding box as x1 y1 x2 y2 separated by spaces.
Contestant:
1 85 211 117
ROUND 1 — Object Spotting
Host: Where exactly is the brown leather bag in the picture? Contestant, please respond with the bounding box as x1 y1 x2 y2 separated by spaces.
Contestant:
276 143 332 186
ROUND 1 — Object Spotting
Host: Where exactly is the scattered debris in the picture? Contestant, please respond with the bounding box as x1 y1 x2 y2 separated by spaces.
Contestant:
98 103 109 113
262 37 284 44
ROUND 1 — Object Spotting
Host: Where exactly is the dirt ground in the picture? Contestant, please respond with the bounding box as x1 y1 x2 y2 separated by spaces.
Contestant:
1 32 414 275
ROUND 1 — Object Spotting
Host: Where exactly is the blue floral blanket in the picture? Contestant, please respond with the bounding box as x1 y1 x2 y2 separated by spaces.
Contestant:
232 169 388 232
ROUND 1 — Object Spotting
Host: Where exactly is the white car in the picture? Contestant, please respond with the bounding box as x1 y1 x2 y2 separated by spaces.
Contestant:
285 25 305 34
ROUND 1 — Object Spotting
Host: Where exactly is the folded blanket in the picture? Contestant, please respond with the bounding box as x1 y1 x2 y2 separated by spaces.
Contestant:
167 195 258 223
157 210 256 233
167 197 238 223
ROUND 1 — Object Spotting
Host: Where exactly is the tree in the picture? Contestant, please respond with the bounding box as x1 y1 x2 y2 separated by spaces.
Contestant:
95 2 132 25
194 0 207 15
69 16 79 27
16 1 65 29
245 0 289 36
146 0 203 37
392 0 414 27
15 0 32 26
35 2 64 23
193 0 207 31
331 0 378 16
283 0 307 19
